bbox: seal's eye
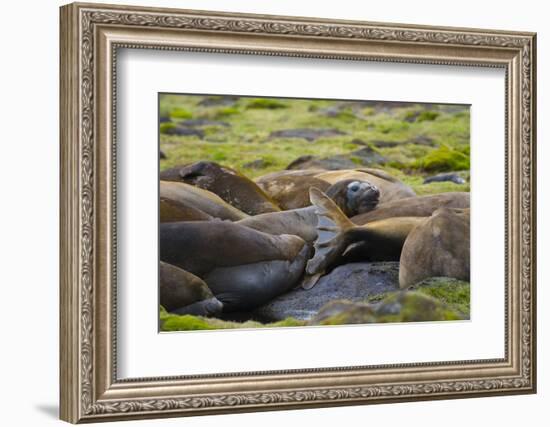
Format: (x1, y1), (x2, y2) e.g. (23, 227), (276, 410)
(349, 183), (360, 192)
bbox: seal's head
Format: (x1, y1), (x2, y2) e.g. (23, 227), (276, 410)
(325, 179), (380, 217)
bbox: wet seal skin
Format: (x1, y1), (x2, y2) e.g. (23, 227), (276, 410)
(160, 221), (310, 312)
(161, 161), (280, 215)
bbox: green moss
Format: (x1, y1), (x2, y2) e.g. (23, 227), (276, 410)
(417, 110), (440, 122)
(162, 315), (217, 331)
(211, 152), (227, 162)
(415, 277), (470, 317)
(246, 98), (287, 109)
(413, 145), (470, 173)
(159, 313), (306, 331)
(159, 122), (176, 134)
(215, 106), (240, 117)
(170, 107), (193, 119)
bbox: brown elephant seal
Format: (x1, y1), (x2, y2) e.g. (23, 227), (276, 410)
(256, 174), (331, 210)
(160, 221), (310, 312)
(303, 187), (424, 289)
(237, 179), (380, 243)
(160, 197), (214, 223)
(352, 192), (470, 224)
(314, 168), (416, 204)
(399, 208), (470, 288)
(160, 181), (248, 221)
(160, 161), (280, 215)
(160, 261), (223, 316)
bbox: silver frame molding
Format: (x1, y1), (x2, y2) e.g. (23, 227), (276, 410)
(60, 2), (537, 423)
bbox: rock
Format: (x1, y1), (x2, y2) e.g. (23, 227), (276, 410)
(160, 150), (167, 159)
(198, 95), (239, 107)
(253, 262), (400, 322)
(159, 116), (171, 123)
(308, 300), (377, 325)
(349, 138), (368, 146)
(423, 172), (467, 185)
(286, 146), (386, 170)
(369, 136), (434, 149)
(243, 159), (272, 169)
(308, 291), (464, 326)
(162, 126), (204, 138)
(268, 128), (346, 142)
(178, 119), (230, 127)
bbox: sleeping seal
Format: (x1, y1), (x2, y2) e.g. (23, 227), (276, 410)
(160, 181), (248, 221)
(314, 168), (416, 203)
(160, 221), (310, 312)
(160, 197), (214, 223)
(160, 261), (223, 316)
(237, 179), (380, 243)
(160, 161), (280, 215)
(303, 187), (424, 288)
(399, 208), (470, 288)
(255, 168), (415, 207)
(352, 192), (470, 224)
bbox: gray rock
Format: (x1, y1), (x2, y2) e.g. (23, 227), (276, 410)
(198, 95), (239, 107)
(253, 262), (400, 322)
(243, 159), (272, 169)
(178, 119), (230, 127)
(162, 126), (205, 138)
(286, 146), (386, 170)
(268, 128), (346, 142)
(423, 172), (467, 185)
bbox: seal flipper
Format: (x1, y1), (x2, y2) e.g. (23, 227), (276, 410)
(305, 188), (356, 283)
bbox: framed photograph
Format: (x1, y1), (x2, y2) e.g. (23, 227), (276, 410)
(59, 2), (537, 423)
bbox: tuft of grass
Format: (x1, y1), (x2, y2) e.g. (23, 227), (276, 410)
(417, 110), (440, 122)
(246, 98), (287, 109)
(211, 152), (227, 162)
(170, 107), (193, 119)
(159, 122), (177, 134)
(412, 145), (470, 173)
(215, 106), (240, 117)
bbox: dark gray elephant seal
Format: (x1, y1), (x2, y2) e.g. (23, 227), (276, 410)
(399, 208), (470, 288)
(352, 192), (470, 224)
(238, 179), (380, 243)
(303, 188), (424, 288)
(160, 181), (248, 221)
(314, 168), (416, 204)
(160, 161), (280, 215)
(160, 221), (310, 312)
(160, 261), (223, 316)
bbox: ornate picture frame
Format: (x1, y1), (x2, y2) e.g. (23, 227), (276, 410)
(59, 2), (536, 423)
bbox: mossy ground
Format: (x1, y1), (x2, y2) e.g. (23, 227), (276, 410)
(159, 94), (471, 331)
(159, 94), (470, 194)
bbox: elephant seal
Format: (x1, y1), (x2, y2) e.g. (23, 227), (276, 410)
(314, 168), (416, 203)
(256, 175), (332, 210)
(160, 161), (280, 215)
(352, 192), (470, 224)
(399, 208), (470, 288)
(160, 261), (223, 316)
(303, 188), (424, 288)
(160, 197), (214, 223)
(160, 221), (310, 312)
(160, 181), (248, 221)
(237, 179), (380, 243)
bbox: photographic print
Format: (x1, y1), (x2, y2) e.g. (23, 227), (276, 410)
(158, 94), (471, 331)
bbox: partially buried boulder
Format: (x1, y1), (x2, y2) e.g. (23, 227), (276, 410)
(308, 291), (464, 325)
(268, 128), (346, 142)
(253, 262), (400, 322)
(286, 146), (386, 170)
